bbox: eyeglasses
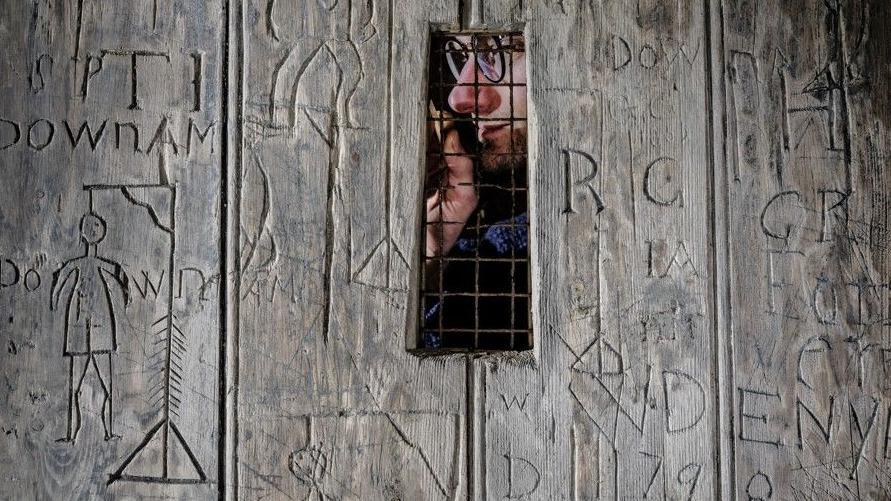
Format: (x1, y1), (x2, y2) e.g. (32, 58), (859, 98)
(444, 35), (518, 84)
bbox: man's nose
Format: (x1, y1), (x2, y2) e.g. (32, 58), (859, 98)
(447, 60), (500, 115)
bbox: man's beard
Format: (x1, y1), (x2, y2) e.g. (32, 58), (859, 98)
(475, 126), (528, 220)
(480, 127), (527, 172)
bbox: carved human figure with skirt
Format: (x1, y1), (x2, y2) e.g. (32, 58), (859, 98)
(50, 212), (131, 442)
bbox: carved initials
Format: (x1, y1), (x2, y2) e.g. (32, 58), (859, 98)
(562, 149), (605, 215)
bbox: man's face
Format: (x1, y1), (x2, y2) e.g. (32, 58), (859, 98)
(446, 35), (527, 172)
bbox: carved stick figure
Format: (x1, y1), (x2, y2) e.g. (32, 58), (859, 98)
(50, 212), (130, 442)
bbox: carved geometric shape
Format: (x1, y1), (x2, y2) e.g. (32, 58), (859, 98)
(288, 412), (460, 500)
(352, 236), (409, 290)
(108, 419), (206, 484)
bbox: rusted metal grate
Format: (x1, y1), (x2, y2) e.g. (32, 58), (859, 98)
(420, 31), (531, 351)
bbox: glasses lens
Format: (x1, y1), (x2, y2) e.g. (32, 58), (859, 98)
(445, 39), (469, 80)
(476, 36), (505, 83)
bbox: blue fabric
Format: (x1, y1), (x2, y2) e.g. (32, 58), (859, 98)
(455, 212), (528, 254)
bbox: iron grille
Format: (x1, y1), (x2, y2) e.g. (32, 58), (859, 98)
(420, 31), (531, 351)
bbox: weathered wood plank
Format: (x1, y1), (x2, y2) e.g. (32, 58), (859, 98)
(0, 0), (225, 499)
(237, 0), (466, 499)
(719, 0), (891, 498)
(478, 1), (717, 499)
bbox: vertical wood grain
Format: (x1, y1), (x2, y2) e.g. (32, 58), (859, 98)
(237, 0), (467, 499)
(718, 0), (891, 498)
(0, 1), (225, 499)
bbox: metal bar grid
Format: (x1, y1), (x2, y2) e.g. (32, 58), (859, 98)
(419, 31), (531, 351)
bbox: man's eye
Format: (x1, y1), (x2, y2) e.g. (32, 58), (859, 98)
(480, 50), (504, 82)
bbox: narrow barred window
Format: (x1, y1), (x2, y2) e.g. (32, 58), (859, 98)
(420, 31), (531, 351)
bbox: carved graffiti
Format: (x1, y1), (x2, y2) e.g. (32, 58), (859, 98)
(289, 445), (328, 495)
(608, 35), (701, 72)
(745, 470), (773, 501)
(50, 212), (131, 442)
(737, 387), (784, 447)
(51, 184), (210, 485)
(279, 412), (460, 499)
(646, 240), (698, 278)
(643, 156), (684, 207)
(0, 116), (215, 158)
(562, 148), (605, 215)
(503, 444), (541, 499)
(268, 41), (362, 132)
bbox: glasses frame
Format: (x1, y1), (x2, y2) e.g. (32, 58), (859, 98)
(444, 35), (509, 84)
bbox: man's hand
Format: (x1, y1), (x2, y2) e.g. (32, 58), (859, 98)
(425, 127), (477, 258)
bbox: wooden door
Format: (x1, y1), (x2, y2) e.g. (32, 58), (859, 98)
(0, 1), (888, 499)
